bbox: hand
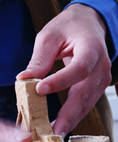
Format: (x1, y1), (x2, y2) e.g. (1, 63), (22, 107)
(0, 120), (32, 142)
(16, 4), (111, 138)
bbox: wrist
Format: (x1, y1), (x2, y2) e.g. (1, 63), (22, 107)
(66, 3), (106, 37)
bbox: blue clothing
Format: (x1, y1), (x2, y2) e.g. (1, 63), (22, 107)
(64, 0), (118, 62)
(0, 0), (36, 86)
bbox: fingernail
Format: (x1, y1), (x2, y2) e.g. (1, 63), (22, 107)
(61, 132), (66, 139)
(16, 71), (25, 80)
(36, 84), (50, 95)
(16, 132), (32, 141)
(51, 120), (56, 128)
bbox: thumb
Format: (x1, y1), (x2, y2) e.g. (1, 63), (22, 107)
(16, 30), (61, 80)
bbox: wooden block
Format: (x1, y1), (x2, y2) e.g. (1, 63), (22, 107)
(38, 135), (64, 142)
(68, 135), (109, 142)
(15, 79), (54, 141)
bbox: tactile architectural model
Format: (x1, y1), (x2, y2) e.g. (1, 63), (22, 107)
(15, 79), (109, 142)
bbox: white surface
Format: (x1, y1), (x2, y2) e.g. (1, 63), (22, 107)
(113, 121), (118, 142)
(105, 86), (118, 121)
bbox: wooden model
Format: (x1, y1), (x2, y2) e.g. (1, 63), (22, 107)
(15, 79), (109, 142)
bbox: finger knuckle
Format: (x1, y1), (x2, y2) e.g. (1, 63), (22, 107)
(28, 59), (44, 69)
(78, 61), (92, 80)
(57, 113), (73, 132)
(106, 72), (112, 85)
(102, 56), (111, 75)
(80, 93), (89, 108)
(81, 106), (89, 117)
(66, 117), (74, 128)
(36, 30), (51, 44)
(106, 58), (111, 71)
(27, 58), (48, 77)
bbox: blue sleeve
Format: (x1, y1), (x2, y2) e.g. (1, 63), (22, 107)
(64, 0), (118, 62)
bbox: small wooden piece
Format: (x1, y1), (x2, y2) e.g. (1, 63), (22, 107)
(68, 135), (109, 142)
(38, 135), (64, 142)
(15, 79), (54, 141)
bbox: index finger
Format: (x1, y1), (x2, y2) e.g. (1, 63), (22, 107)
(36, 40), (101, 94)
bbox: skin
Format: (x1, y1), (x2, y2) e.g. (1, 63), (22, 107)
(0, 3), (112, 141)
(0, 120), (32, 142)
